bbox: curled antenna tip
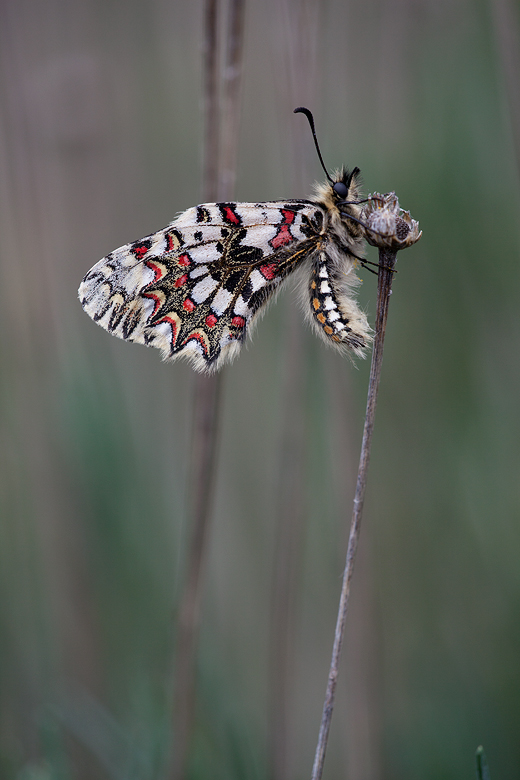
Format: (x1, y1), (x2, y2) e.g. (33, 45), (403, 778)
(293, 107), (333, 184)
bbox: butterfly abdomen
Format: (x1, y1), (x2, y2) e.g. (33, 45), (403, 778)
(306, 240), (371, 357)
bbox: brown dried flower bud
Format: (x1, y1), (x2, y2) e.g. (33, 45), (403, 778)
(361, 192), (421, 250)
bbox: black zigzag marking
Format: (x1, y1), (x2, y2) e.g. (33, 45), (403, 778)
(93, 301), (111, 322)
(122, 309), (142, 339)
(109, 304), (127, 331)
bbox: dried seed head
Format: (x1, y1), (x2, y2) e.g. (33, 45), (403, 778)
(361, 192), (421, 250)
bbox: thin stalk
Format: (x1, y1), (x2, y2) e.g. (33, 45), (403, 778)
(268, 4), (319, 778)
(490, 0), (520, 179)
(311, 247), (398, 780)
(171, 2), (246, 778)
(172, 372), (222, 780)
(170, 3), (220, 779)
(219, 0), (245, 200)
(202, 0), (220, 203)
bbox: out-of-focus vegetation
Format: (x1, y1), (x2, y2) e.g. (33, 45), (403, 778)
(1, 1), (519, 779)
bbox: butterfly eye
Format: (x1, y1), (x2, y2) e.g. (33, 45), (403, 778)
(333, 182), (349, 199)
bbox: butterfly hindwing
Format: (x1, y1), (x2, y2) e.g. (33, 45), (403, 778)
(79, 200), (324, 372)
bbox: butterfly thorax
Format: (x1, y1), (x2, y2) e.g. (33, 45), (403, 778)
(304, 169), (371, 357)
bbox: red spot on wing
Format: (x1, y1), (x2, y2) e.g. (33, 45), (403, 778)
(231, 316), (246, 329)
(270, 208), (297, 250)
(132, 241), (152, 259)
(223, 206), (240, 225)
(174, 274), (188, 288)
(177, 253), (191, 267)
(206, 314), (218, 328)
(145, 259), (164, 282)
(166, 231), (183, 252)
(183, 298), (196, 312)
(259, 262), (278, 280)
(270, 226), (293, 248)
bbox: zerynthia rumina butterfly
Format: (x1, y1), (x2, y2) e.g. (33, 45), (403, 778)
(79, 108), (375, 373)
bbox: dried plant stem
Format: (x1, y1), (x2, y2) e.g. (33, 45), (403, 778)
(172, 374), (222, 780)
(202, 0), (220, 202)
(311, 247), (398, 780)
(171, 2), (246, 778)
(268, 6), (319, 779)
(170, 4), (221, 780)
(490, 0), (520, 178)
(219, 0), (245, 200)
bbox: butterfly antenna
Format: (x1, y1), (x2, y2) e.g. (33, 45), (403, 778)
(294, 107), (333, 184)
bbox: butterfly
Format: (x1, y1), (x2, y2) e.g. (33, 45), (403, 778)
(78, 108), (372, 373)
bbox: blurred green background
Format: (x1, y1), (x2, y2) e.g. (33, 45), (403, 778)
(1, 0), (519, 779)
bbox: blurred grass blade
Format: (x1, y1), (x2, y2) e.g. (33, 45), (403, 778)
(475, 746), (491, 780)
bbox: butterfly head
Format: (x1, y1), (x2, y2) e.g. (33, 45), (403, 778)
(314, 167), (362, 213)
(332, 167), (361, 200)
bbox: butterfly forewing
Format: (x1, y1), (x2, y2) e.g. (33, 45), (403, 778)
(79, 167), (373, 372)
(79, 200), (325, 372)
